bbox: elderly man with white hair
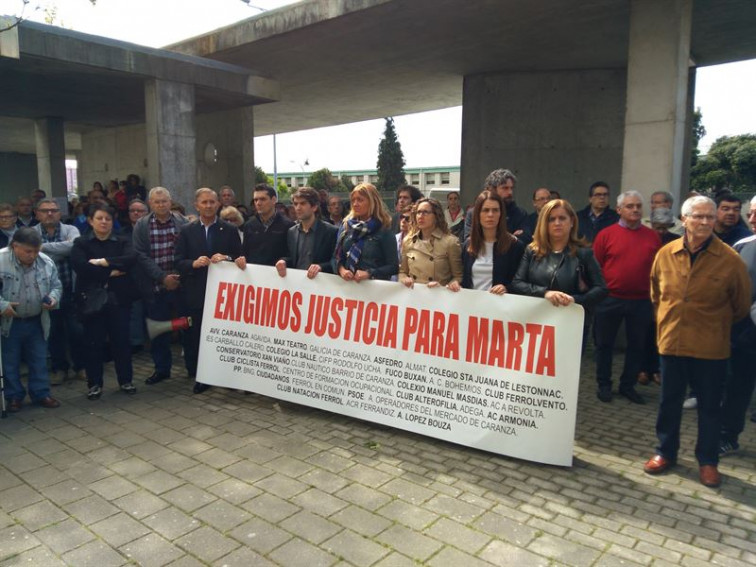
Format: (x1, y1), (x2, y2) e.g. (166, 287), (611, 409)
(645, 195), (751, 487)
(592, 190), (661, 404)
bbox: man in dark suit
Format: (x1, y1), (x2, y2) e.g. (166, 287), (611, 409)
(174, 188), (242, 394)
(273, 187), (338, 279)
(241, 184), (293, 267)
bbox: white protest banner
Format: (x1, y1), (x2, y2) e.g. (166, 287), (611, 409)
(198, 263), (584, 466)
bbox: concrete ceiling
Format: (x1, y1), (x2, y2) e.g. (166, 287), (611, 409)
(169, 0), (756, 137)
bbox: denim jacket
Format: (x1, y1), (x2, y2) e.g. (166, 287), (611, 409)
(0, 247), (62, 338)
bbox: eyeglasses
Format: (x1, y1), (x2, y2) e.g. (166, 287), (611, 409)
(129, 209), (147, 214)
(400, 215), (410, 221)
(38, 209), (59, 214)
(415, 210), (433, 216)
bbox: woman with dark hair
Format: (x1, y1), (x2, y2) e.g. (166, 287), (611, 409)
(334, 183), (398, 281)
(511, 199), (606, 308)
(71, 203), (137, 400)
(400, 198), (462, 290)
(462, 191), (525, 294)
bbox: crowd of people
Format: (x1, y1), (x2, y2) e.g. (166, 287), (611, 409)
(1, 167), (754, 488)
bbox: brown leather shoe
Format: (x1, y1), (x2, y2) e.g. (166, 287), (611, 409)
(699, 465), (721, 488)
(7, 399), (22, 413)
(37, 396), (61, 409)
(643, 455), (674, 475)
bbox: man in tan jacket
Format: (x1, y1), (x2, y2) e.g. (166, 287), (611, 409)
(644, 195), (751, 488)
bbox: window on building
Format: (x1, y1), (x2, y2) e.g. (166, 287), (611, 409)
(425, 173), (436, 186)
(441, 172), (450, 185)
(411, 174), (419, 185)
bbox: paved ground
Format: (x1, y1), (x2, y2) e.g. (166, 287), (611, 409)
(0, 346), (754, 566)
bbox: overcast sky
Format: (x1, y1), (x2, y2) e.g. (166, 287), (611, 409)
(4, 0), (755, 173)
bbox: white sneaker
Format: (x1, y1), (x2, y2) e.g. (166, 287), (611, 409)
(683, 397), (698, 409)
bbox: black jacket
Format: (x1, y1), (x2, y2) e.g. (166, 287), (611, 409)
(464, 201), (532, 244)
(71, 232), (137, 305)
(510, 246), (607, 308)
(461, 237), (525, 290)
(283, 220), (338, 273)
(174, 218), (242, 311)
(576, 206), (619, 243)
(242, 212), (294, 266)
(333, 225), (398, 280)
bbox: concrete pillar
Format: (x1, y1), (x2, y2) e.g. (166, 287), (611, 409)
(226, 106), (255, 206)
(460, 69), (626, 208)
(621, 0), (692, 208)
(145, 79), (197, 209)
(34, 117), (67, 199)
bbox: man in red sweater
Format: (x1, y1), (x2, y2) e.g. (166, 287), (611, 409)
(593, 191), (661, 403)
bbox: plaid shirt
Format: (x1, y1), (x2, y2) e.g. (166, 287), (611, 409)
(149, 215), (178, 292)
(40, 224), (73, 294)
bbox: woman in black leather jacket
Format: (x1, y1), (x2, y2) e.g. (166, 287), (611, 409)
(511, 199), (607, 308)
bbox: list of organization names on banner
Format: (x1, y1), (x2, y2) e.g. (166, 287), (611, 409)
(199, 264), (582, 466)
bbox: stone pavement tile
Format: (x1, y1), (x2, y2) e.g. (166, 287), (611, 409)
(44, 448), (89, 470)
(373, 551), (417, 566)
(0, 543), (66, 566)
(119, 533), (185, 567)
(204, 432), (251, 452)
(3, 451), (47, 474)
(297, 467), (350, 494)
(142, 428), (187, 446)
(423, 493), (487, 523)
(135, 469), (186, 495)
(182, 424), (224, 443)
(129, 440), (174, 461)
(335, 483), (393, 511)
(233, 442), (282, 464)
(63, 460), (113, 485)
(60, 539), (128, 566)
(478, 539), (550, 567)
(290, 487), (349, 516)
(91, 511), (151, 547)
(193, 500), (251, 532)
(380, 477), (435, 505)
(193, 447), (242, 469)
(378, 499), (439, 530)
(207, 477), (261, 505)
(665, 538), (714, 560)
(268, 537), (339, 567)
(280, 509), (343, 544)
(27, 437), (69, 457)
(221, 460), (273, 484)
(635, 540), (683, 563)
(527, 533), (602, 566)
(331, 504), (393, 537)
(150, 451), (197, 474)
(217, 546), (277, 567)
(254, 472), (309, 499)
(228, 516), (292, 554)
(424, 517), (492, 554)
(86, 445), (132, 466)
(0, 525), (41, 561)
(12, 499), (68, 531)
(604, 544), (654, 565)
(88, 475), (139, 501)
(341, 463), (394, 488)
(527, 516), (569, 538)
(109, 455), (157, 477)
(174, 525), (240, 563)
(473, 510), (538, 547)
(0, 465), (23, 491)
(33, 517), (95, 554)
(48, 424), (88, 442)
(265, 454), (315, 477)
(376, 523), (444, 562)
(65, 435), (108, 454)
(323, 529), (391, 567)
(178, 463), (229, 488)
(143, 507), (201, 541)
(162, 484), (217, 513)
(306, 450), (356, 473)
(62, 493), (119, 525)
(113, 489), (170, 519)
(426, 546), (496, 567)
(0, 483), (45, 512)
(0, 510), (13, 529)
(103, 430), (147, 449)
(241, 492), (300, 523)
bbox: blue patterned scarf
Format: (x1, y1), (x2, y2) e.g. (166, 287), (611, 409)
(337, 217), (381, 272)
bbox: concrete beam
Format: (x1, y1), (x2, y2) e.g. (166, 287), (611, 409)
(34, 117), (67, 199)
(621, 0), (692, 206)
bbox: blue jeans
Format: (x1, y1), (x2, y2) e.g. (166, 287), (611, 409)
(656, 356), (725, 466)
(2, 316), (50, 402)
(84, 303), (133, 387)
(48, 294), (85, 372)
(721, 338), (756, 444)
(146, 290), (188, 376)
(594, 297), (652, 390)
(129, 299), (146, 347)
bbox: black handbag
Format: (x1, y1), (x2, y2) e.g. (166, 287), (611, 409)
(76, 287), (109, 318)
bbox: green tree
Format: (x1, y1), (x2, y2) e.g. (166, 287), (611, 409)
(690, 108), (706, 167)
(340, 174), (355, 192)
(307, 168), (340, 191)
(376, 117), (406, 192)
(254, 166), (268, 185)
(690, 134), (756, 193)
